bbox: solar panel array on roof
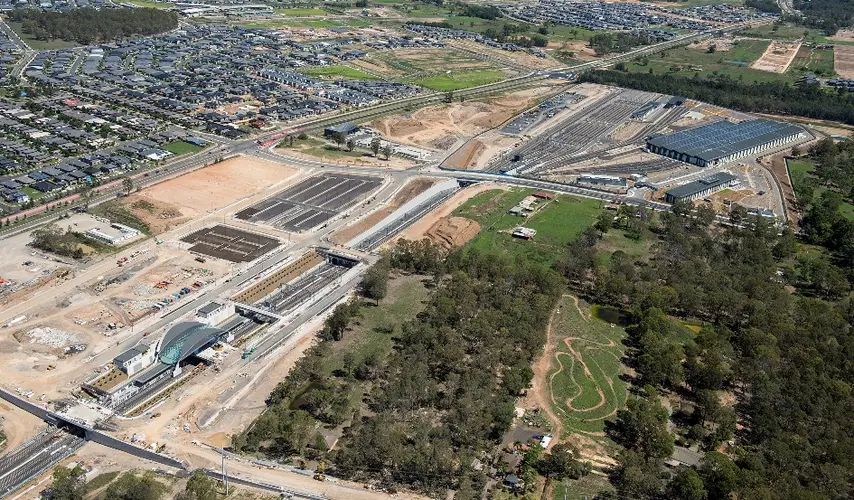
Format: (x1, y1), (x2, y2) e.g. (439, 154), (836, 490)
(647, 119), (803, 163)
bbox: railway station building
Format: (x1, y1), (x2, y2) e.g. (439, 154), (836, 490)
(158, 322), (224, 368)
(646, 119), (805, 167)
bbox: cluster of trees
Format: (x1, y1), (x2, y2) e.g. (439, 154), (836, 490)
(799, 137), (854, 204)
(8, 8), (178, 45)
(460, 3), (501, 19)
(561, 202), (854, 498)
(46, 467), (175, 500)
(745, 0), (781, 13)
(511, 34), (548, 48)
(794, 0), (854, 34)
(235, 241), (572, 494)
(588, 33), (654, 56)
(46, 468), (219, 499)
(481, 22), (528, 44)
(30, 223), (84, 259)
(333, 248), (565, 493)
(580, 70), (854, 125)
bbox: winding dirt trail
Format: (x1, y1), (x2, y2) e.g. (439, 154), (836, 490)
(527, 295), (570, 446)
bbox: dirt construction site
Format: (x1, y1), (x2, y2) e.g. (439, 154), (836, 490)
(751, 40), (801, 73)
(835, 44), (854, 78)
(0, 156), (310, 403)
(393, 182), (507, 249)
(370, 85), (564, 152)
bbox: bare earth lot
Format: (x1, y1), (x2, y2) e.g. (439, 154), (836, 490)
(835, 44), (854, 78)
(137, 156), (298, 218)
(751, 40), (801, 73)
(372, 86), (557, 150)
(395, 182), (508, 246)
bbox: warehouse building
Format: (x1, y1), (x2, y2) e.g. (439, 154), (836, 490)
(646, 119), (805, 167)
(664, 172), (739, 203)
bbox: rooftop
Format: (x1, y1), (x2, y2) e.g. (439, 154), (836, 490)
(647, 119), (803, 161)
(665, 172), (737, 199)
(159, 322), (223, 365)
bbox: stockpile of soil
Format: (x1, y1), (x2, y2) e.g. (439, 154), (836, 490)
(423, 216), (481, 249)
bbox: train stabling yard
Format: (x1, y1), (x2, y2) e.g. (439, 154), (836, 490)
(491, 88), (669, 176)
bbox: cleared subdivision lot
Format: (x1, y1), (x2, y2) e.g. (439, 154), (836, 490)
(234, 173), (382, 232)
(181, 225), (280, 262)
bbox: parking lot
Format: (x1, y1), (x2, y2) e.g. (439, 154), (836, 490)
(180, 225), (280, 263)
(234, 173), (382, 232)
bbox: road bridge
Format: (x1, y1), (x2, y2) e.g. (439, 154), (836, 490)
(0, 388), (187, 470)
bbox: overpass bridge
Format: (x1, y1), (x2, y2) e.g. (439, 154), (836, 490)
(0, 388), (186, 498)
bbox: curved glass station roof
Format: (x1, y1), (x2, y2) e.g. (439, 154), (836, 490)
(159, 322), (223, 365)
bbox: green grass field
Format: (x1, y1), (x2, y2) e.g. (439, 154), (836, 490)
(20, 186), (48, 201)
(548, 295), (628, 446)
(7, 21), (78, 50)
(790, 47), (835, 76)
(454, 189), (602, 267)
(394, 3), (451, 17)
(300, 65), (378, 80)
(624, 39), (791, 84)
(741, 23), (814, 40)
(238, 17), (367, 28)
(412, 69), (504, 91)
(124, 0), (175, 8)
(552, 473), (615, 500)
(787, 158), (854, 219)
(305, 145), (368, 159)
(275, 7), (327, 16)
(163, 140), (202, 155)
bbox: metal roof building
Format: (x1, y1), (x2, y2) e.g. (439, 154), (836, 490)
(665, 172), (739, 203)
(158, 322), (224, 366)
(647, 119), (805, 167)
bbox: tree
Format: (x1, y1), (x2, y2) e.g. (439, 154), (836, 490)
(608, 386), (674, 462)
(698, 452), (738, 500)
(346, 138), (355, 152)
(612, 449), (666, 499)
(536, 442), (590, 480)
(103, 472), (166, 500)
(361, 258), (390, 304)
(370, 137), (381, 157)
(122, 176), (134, 196)
(46, 466), (86, 500)
(332, 131), (347, 149)
(595, 211), (614, 233)
(666, 467), (707, 500)
(322, 300), (358, 341)
(382, 144), (392, 160)
(182, 471), (216, 500)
